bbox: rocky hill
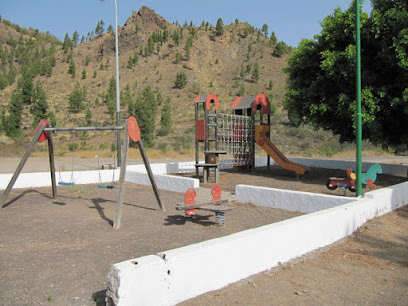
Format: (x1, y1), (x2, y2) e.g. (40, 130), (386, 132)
(0, 6), (360, 158)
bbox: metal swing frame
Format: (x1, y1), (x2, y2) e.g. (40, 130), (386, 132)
(1, 119), (165, 230)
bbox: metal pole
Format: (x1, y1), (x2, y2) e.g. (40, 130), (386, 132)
(44, 126), (124, 132)
(355, 0), (362, 196)
(114, 0), (121, 167)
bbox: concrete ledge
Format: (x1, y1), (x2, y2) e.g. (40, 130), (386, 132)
(236, 184), (357, 213)
(0, 169), (120, 190)
(0, 165), (198, 194)
(106, 255), (167, 306)
(125, 170), (199, 193)
(106, 182), (408, 305)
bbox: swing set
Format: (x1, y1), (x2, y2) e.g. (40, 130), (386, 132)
(53, 128), (118, 188)
(0, 116), (165, 229)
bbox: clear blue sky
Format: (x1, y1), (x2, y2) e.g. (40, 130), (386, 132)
(1, 0), (372, 47)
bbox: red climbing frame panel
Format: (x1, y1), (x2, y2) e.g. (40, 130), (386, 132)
(195, 119), (206, 141)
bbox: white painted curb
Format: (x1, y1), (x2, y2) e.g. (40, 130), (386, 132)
(0, 164), (198, 194)
(125, 170), (199, 193)
(236, 185), (357, 213)
(106, 181), (408, 306)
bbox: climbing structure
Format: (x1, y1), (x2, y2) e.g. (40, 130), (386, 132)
(193, 93), (309, 177)
(232, 94), (310, 176)
(194, 94), (226, 183)
(217, 113), (253, 170)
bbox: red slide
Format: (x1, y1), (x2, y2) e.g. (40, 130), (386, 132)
(255, 124), (309, 175)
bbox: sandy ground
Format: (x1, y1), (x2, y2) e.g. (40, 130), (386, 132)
(0, 156), (407, 305)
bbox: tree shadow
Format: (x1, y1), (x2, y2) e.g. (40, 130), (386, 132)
(90, 198), (113, 226)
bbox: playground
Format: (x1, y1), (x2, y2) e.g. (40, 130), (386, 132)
(0, 158), (407, 304)
(0, 96), (407, 305)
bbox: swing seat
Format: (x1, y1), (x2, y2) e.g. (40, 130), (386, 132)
(58, 182), (75, 186)
(98, 184), (116, 189)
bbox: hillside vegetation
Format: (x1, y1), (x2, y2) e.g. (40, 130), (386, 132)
(0, 7), (389, 158)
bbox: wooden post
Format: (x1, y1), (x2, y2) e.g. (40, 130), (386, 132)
(251, 110), (256, 173)
(138, 140), (165, 212)
(267, 113), (271, 171)
(195, 102), (199, 179)
(1, 121), (46, 208)
(47, 124), (57, 199)
(113, 121), (129, 229)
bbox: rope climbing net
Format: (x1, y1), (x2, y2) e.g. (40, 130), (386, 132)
(216, 113), (253, 167)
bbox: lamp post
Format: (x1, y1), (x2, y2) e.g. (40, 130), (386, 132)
(100, 0), (121, 166)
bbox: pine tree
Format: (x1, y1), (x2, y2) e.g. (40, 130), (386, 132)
(72, 30), (79, 46)
(48, 110), (56, 127)
(175, 71), (188, 88)
(95, 20), (105, 37)
(105, 77), (116, 117)
(270, 32), (277, 45)
(238, 83), (245, 96)
(159, 96), (172, 136)
(82, 69), (86, 79)
(68, 81), (86, 113)
(62, 33), (73, 53)
(172, 30), (180, 46)
(85, 107), (92, 126)
(4, 88), (23, 137)
(68, 59), (76, 77)
(175, 51), (181, 63)
(215, 18), (224, 35)
(19, 68), (33, 104)
(252, 63), (260, 83)
(157, 92), (163, 106)
(262, 24), (269, 36)
(30, 81), (48, 126)
(121, 83), (132, 108)
(132, 86), (157, 147)
(240, 63), (245, 79)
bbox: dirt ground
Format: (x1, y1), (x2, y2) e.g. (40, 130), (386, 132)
(0, 164), (407, 305)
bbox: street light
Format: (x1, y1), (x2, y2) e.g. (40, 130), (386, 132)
(100, 0), (121, 167)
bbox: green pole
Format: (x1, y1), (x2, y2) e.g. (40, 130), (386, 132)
(355, 0), (362, 196)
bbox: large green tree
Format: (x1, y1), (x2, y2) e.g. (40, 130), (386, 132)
(284, 0), (408, 149)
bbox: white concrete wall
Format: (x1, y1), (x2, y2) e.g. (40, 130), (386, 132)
(236, 185), (357, 213)
(0, 169), (119, 189)
(125, 170), (199, 193)
(106, 181), (408, 306)
(0, 165), (198, 194)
